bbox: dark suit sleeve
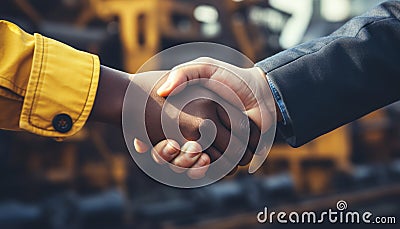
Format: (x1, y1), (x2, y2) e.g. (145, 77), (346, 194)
(256, 1), (400, 147)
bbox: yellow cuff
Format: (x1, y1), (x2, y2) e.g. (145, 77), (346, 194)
(19, 33), (100, 138)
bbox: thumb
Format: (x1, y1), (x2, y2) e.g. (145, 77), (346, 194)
(157, 63), (217, 97)
(156, 69), (187, 97)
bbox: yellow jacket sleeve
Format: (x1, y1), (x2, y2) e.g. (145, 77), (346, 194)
(0, 20), (99, 138)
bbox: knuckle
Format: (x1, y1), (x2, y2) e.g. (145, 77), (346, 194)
(171, 157), (188, 171)
(198, 154), (210, 166)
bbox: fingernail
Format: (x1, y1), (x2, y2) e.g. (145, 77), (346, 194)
(163, 141), (178, 155)
(133, 138), (148, 153)
(182, 144), (200, 159)
(157, 80), (171, 95)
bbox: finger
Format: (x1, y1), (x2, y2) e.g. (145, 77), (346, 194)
(170, 141), (202, 173)
(245, 101), (272, 134)
(239, 150), (253, 166)
(249, 146), (268, 174)
(187, 153), (210, 179)
(157, 63), (218, 97)
(255, 130), (271, 155)
(134, 138), (150, 153)
(216, 106), (261, 152)
(204, 146), (235, 179)
(247, 126), (275, 174)
(151, 140), (180, 164)
(211, 118), (254, 166)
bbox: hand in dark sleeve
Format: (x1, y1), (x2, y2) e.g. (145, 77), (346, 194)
(256, 1), (400, 147)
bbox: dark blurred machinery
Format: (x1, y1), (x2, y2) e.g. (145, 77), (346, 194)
(0, 0), (399, 228)
(0, 162), (399, 228)
(1, 0), (287, 72)
(0, 189), (125, 229)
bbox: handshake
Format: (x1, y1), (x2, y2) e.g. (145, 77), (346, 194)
(117, 57), (277, 184)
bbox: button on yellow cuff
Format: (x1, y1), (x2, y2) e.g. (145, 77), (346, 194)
(0, 20), (100, 138)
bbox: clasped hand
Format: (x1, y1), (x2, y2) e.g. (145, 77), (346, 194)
(127, 58), (274, 179)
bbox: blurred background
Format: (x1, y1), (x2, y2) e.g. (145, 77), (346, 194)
(0, 0), (399, 228)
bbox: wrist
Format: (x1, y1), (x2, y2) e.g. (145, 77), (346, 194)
(125, 71), (169, 143)
(89, 65), (130, 126)
(254, 67), (283, 122)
